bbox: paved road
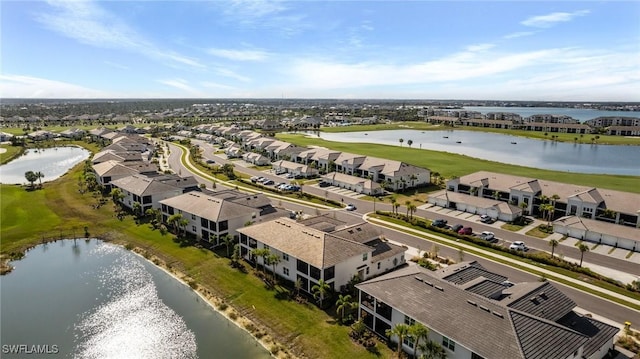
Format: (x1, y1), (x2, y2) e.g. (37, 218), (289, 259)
(168, 139), (640, 326)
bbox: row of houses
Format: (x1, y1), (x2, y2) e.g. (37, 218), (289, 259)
(84, 127), (621, 358)
(421, 113), (640, 136)
(428, 171), (640, 251)
(194, 126), (432, 194)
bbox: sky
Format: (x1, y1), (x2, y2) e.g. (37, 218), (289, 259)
(1, 1), (639, 101)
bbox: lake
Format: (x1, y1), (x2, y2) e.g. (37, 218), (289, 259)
(317, 130), (640, 175)
(461, 106), (640, 123)
(0, 239), (271, 358)
(0, 146), (91, 185)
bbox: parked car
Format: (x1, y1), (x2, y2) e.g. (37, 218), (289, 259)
(285, 173), (295, 179)
(319, 181), (331, 188)
(250, 176), (260, 182)
(431, 219), (448, 228)
(479, 231), (495, 241)
(458, 227), (473, 235)
(205, 159), (215, 164)
(345, 203), (357, 211)
(451, 224), (464, 233)
(263, 179), (274, 185)
(479, 214), (494, 223)
(509, 241), (528, 251)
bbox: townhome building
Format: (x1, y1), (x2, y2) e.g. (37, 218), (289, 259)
(110, 174), (199, 213)
(357, 261), (618, 359)
(585, 116), (640, 128)
(92, 160), (158, 190)
(237, 217), (406, 295)
(159, 191), (265, 245)
(438, 171), (640, 251)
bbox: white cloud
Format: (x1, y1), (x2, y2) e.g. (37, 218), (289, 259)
(214, 68), (251, 82)
(503, 31), (536, 39)
(157, 79), (199, 94)
(207, 48), (269, 61)
(521, 10), (590, 28)
(0, 74), (110, 98)
(36, 0), (204, 69)
(201, 81), (237, 90)
(465, 43), (495, 52)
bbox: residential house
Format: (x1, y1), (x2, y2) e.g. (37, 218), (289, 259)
(110, 174), (199, 213)
(237, 217), (406, 294)
(59, 128), (86, 139)
(606, 126), (640, 136)
(0, 132), (15, 142)
(92, 160), (158, 190)
(159, 191), (263, 245)
(272, 160), (318, 178)
(242, 152), (271, 166)
(357, 261), (619, 359)
(322, 172), (383, 196)
(554, 216), (640, 252)
(27, 130), (57, 141)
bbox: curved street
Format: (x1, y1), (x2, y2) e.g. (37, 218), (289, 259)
(164, 139), (640, 327)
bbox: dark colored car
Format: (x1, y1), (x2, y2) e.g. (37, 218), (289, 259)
(431, 219), (448, 228)
(451, 224), (464, 233)
(319, 181), (330, 187)
(458, 227), (473, 235)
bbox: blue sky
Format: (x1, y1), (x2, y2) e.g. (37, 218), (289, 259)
(2, 1), (639, 101)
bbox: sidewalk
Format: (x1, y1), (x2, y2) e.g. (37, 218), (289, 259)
(365, 214), (640, 311)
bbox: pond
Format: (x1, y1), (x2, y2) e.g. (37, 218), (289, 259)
(0, 239), (271, 358)
(317, 130), (640, 175)
(0, 146), (91, 185)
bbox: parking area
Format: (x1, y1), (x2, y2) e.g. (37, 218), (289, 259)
(310, 183), (366, 199)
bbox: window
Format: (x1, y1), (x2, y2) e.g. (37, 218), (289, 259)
(263, 245), (269, 250)
(192, 226), (196, 232)
(362, 253), (368, 261)
(201, 217), (209, 229)
(191, 214), (196, 220)
(323, 266), (335, 280)
(377, 262), (381, 270)
(282, 253), (289, 261)
(442, 336), (456, 351)
(219, 220), (228, 232)
(404, 315), (415, 326)
(283, 267), (289, 276)
(310, 265), (321, 280)
(296, 259), (308, 274)
(366, 267), (370, 275)
(403, 336), (414, 348)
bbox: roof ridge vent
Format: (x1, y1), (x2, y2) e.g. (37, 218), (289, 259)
(467, 300), (477, 306)
(479, 305), (490, 312)
(434, 285), (444, 291)
(492, 311), (504, 318)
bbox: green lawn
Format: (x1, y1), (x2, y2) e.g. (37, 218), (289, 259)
(0, 145), (25, 165)
(1, 154), (391, 359)
(276, 133), (640, 193)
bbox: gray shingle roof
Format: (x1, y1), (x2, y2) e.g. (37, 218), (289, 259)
(437, 261), (508, 284)
(504, 281), (576, 322)
(159, 192), (257, 222)
(510, 311), (588, 359)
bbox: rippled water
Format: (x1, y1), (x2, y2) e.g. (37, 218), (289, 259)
(0, 239), (271, 358)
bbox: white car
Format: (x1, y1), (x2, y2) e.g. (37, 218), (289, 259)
(480, 231), (495, 241)
(509, 241), (528, 251)
(345, 203), (357, 211)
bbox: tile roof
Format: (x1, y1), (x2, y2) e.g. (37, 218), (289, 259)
(159, 192), (258, 222)
(554, 216), (640, 242)
(238, 218), (372, 268)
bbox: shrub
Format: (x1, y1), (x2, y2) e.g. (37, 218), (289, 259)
(217, 302), (228, 311)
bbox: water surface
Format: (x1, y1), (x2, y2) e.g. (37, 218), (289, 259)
(0, 239), (271, 358)
(0, 146), (90, 184)
(317, 130), (640, 175)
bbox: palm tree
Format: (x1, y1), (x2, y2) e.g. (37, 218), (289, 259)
(35, 171), (44, 187)
(519, 201), (528, 216)
(409, 323), (430, 356)
(578, 242), (589, 267)
(394, 201), (401, 215)
(221, 234), (235, 257)
(178, 218), (189, 237)
(405, 200), (412, 218)
(391, 198), (398, 214)
(408, 203), (417, 219)
(399, 138), (404, 147)
(294, 278), (303, 298)
(311, 279), (331, 307)
(25, 171), (38, 189)
(386, 323), (410, 357)
(407, 139), (413, 148)
(132, 202), (142, 217)
(266, 253), (281, 282)
(335, 294), (354, 323)
(418, 340), (447, 359)
(167, 213), (183, 235)
(549, 239), (559, 258)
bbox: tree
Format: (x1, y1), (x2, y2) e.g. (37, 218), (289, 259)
(221, 234), (235, 257)
(549, 239), (559, 258)
(178, 218), (189, 237)
(519, 201), (528, 216)
(146, 208), (162, 228)
(132, 202), (142, 217)
(25, 171), (38, 189)
(311, 279), (331, 307)
(266, 253), (281, 282)
(408, 203), (417, 219)
(294, 278), (303, 298)
(578, 242), (589, 267)
(399, 138), (404, 147)
(386, 323), (410, 357)
(231, 244), (241, 267)
(35, 171), (44, 187)
(394, 201), (401, 215)
(167, 213), (184, 235)
(407, 139), (413, 148)
(335, 294), (355, 323)
(418, 340), (447, 359)
(409, 323), (430, 356)
(391, 197), (398, 214)
(405, 200), (412, 218)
